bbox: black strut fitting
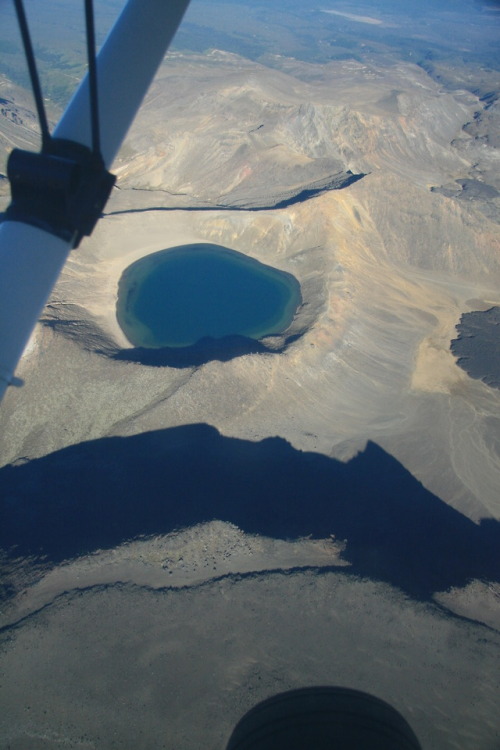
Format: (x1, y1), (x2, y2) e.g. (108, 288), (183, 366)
(8, 0), (115, 248)
(6, 139), (116, 248)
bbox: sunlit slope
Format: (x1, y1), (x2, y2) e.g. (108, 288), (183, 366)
(113, 52), (481, 201)
(1, 53), (499, 522)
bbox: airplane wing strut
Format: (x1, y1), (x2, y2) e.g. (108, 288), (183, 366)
(0, 0), (192, 400)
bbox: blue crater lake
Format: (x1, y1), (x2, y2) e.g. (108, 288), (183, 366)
(116, 243), (302, 349)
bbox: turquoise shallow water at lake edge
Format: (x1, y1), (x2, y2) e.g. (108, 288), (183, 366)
(116, 244), (302, 348)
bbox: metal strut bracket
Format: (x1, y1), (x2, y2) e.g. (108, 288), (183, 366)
(6, 138), (116, 248)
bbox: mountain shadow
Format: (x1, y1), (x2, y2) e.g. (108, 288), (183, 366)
(104, 171), (366, 216)
(111, 335), (280, 367)
(39, 310), (300, 368)
(1, 423), (498, 601)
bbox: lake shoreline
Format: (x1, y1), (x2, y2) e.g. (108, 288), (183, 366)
(116, 243), (302, 349)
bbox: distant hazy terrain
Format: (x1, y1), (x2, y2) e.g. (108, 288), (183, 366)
(1, 2), (499, 749)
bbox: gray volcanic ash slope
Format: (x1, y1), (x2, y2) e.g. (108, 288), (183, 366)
(112, 52), (482, 203)
(1, 52), (499, 522)
(1, 45), (500, 750)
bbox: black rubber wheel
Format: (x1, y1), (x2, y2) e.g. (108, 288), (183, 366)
(225, 686), (422, 750)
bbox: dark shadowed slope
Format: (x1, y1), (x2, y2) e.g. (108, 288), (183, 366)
(1, 424), (498, 601)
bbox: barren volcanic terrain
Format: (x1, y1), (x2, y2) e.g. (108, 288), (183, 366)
(1, 2), (500, 748)
(2, 52), (500, 517)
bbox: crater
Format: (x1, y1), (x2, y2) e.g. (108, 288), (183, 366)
(115, 243), (302, 360)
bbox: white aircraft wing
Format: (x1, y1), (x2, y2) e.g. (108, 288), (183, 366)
(0, 0), (191, 400)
